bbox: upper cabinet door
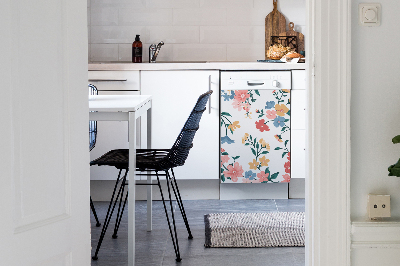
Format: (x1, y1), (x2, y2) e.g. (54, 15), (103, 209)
(0, 0), (90, 265)
(141, 70), (220, 180)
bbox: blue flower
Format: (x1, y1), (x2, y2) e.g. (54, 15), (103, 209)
(245, 170), (256, 180)
(222, 93), (231, 101)
(221, 136), (235, 144)
(273, 116), (285, 127)
(265, 101), (275, 109)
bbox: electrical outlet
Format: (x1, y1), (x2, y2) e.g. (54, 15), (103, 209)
(368, 194), (391, 219)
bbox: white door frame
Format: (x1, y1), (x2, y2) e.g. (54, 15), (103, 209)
(306, 0), (351, 265)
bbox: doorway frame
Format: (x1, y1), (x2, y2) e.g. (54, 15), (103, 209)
(306, 0), (351, 265)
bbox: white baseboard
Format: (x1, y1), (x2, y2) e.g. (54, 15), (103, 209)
(220, 183), (288, 200)
(351, 220), (400, 266)
(90, 179), (305, 201)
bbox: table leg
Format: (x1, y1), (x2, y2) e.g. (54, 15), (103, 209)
(128, 112), (136, 266)
(147, 105), (153, 232)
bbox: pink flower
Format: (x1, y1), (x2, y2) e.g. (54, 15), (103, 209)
(266, 110), (277, 119)
(223, 162), (244, 182)
(221, 155), (229, 167)
(257, 172), (270, 183)
(232, 99), (245, 110)
(287, 152), (290, 161)
(255, 119), (270, 132)
(282, 174), (290, 183)
(221, 148), (225, 152)
(284, 161), (291, 173)
(234, 90), (250, 102)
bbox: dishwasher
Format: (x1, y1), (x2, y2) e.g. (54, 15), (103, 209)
(220, 71), (291, 184)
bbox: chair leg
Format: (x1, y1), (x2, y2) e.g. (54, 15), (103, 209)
(156, 171), (182, 262)
(112, 178), (128, 239)
(90, 196), (101, 227)
(92, 169), (128, 261)
(168, 169), (193, 239)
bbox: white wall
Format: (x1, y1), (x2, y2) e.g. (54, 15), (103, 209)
(351, 1), (400, 264)
(351, 0), (400, 220)
(87, 0), (305, 62)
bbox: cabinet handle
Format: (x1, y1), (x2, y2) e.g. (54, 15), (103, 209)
(208, 75), (212, 114)
(247, 81), (264, 86)
(88, 79), (127, 82)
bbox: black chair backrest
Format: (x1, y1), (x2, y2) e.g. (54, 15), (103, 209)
(89, 84), (98, 151)
(163, 90), (213, 169)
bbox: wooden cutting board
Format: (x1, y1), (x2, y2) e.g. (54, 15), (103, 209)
(279, 22), (304, 52)
(265, 0), (286, 59)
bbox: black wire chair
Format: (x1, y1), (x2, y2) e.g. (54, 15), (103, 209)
(89, 84), (101, 227)
(90, 90), (213, 262)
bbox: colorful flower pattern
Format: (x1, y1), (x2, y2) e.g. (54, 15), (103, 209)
(220, 89), (290, 183)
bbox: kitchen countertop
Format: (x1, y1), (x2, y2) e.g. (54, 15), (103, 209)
(89, 62), (306, 71)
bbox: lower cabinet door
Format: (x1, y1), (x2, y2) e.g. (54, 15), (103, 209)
(220, 89), (291, 184)
(141, 70), (220, 180)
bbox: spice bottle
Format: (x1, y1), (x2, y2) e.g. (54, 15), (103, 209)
(132, 35), (142, 63)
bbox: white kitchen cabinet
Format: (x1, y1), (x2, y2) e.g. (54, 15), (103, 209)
(88, 71), (141, 180)
(141, 70), (219, 180)
(291, 70), (306, 179)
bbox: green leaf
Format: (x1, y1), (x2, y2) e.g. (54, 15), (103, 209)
(393, 135), (400, 144)
(245, 143), (250, 146)
(285, 140), (289, 147)
(274, 147), (282, 150)
(254, 90), (260, 96)
(258, 114), (264, 118)
(285, 119), (289, 122)
(261, 151), (269, 154)
(251, 99), (256, 102)
(221, 175), (225, 182)
(221, 112), (232, 117)
(287, 110), (291, 116)
(282, 152), (288, 158)
(221, 152), (228, 155)
(232, 156), (240, 160)
(265, 167), (270, 174)
(251, 148), (256, 156)
(270, 172), (279, 180)
(256, 143), (259, 149)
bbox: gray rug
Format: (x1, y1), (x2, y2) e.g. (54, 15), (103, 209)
(204, 212), (305, 248)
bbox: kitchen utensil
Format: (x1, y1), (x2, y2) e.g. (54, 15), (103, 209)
(279, 22), (304, 52)
(265, 0), (287, 59)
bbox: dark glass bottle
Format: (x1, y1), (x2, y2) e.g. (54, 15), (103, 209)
(132, 35), (142, 63)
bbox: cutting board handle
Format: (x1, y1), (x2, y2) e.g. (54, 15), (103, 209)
(273, 0), (277, 10)
(289, 22), (294, 31)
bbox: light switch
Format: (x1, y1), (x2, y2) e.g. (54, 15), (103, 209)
(359, 3), (381, 26)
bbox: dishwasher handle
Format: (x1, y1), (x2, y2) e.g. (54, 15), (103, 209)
(247, 81), (265, 86)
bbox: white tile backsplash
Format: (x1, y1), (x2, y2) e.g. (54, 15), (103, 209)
(200, 26), (252, 44)
(227, 8), (268, 26)
(119, 8), (173, 26)
(173, 44), (226, 61)
(173, 8), (226, 26)
(91, 43), (119, 61)
(88, 0), (305, 62)
(147, 26), (199, 44)
(146, 0), (199, 9)
(91, 7), (119, 26)
(227, 43), (264, 61)
(91, 26), (146, 43)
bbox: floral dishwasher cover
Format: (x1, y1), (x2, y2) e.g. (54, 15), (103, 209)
(220, 89), (291, 184)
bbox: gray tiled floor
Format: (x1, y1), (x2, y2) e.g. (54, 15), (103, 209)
(91, 199), (305, 266)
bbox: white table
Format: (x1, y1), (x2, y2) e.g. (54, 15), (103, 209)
(89, 95), (152, 266)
